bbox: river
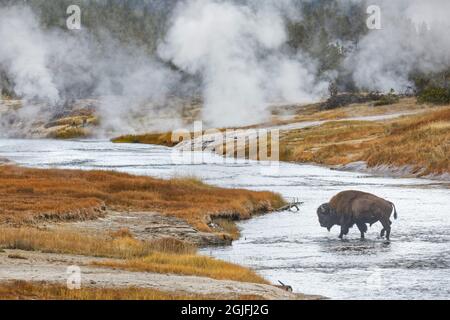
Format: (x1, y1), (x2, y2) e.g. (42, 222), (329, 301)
(0, 139), (449, 300)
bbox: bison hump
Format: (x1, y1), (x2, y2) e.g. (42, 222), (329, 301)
(330, 190), (377, 214)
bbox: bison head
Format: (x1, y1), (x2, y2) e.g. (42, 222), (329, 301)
(317, 203), (337, 231)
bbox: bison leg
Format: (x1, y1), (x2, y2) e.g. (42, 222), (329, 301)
(385, 228), (391, 241)
(357, 223), (368, 240)
(339, 225), (350, 239)
(380, 228), (386, 238)
(380, 218), (391, 241)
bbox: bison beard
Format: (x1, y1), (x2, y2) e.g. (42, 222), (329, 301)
(317, 191), (398, 241)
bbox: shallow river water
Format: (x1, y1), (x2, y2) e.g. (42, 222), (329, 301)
(0, 139), (449, 300)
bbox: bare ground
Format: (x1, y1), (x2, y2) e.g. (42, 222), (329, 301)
(0, 249), (317, 300)
(49, 210), (232, 247)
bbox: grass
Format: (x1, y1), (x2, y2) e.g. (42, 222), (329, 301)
(48, 127), (89, 139)
(45, 115), (98, 140)
(282, 106), (450, 176)
(110, 99), (448, 176)
(418, 86), (450, 105)
(0, 281), (264, 300)
(93, 253), (268, 284)
(281, 121), (385, 164)
(112, 132), (179, 147)
(112, 129), (229, 148)
(212, 218), (241, 240)
(0, 226), (267, 283)
(0, 166), (284, 232)
(0, 227), (194, 258)
(0, 227), (265, 283)
(267, 97), (422, 125)
(45, 116), (98, 128)
(0, 166), (279, 293)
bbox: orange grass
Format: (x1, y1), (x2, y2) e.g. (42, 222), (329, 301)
(283, 107), (450, 175)
(0, 227), (195, 258)
(264, 98), (425, 127)
(112, 132), (179, 147)
(93, 252), (269, 284)
(0, 227), (266, 283)
(109, 99), (448, 176)
(0, 166), (284, 231)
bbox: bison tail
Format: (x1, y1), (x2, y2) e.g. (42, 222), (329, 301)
(391, 202), (398, 220)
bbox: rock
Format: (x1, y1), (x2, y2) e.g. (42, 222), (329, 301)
(0, 98), (98, 139)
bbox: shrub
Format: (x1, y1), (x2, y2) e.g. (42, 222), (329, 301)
(418, 86), (450, 105)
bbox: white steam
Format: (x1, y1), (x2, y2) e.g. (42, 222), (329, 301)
(1, 0), (449, 136)
(159, 0), (327, 127)
(0, 5), (183, 136)
(0, 7), (59, 104)
(347, 0), (450, 92)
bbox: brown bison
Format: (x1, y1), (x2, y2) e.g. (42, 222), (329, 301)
(317, 190), (398, 240)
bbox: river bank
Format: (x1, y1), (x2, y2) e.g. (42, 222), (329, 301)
(0, 161), (310, 300)
(112, 99), (450, 181)
(0, 249), (310, 300)
(0, 137), (449, 299)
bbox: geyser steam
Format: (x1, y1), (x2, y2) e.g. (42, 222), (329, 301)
(0, 6), (59, 104)
(159, 0), (327, 127)
(1, 0), (450, 136)
(346, 0), (450, 92)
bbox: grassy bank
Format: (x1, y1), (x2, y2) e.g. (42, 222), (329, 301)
(0, 227), (194, 259)
(0, 165), (281, 294)
(110, 98), (425, 147)
(112, 132), (179, 147)
(0, 165), (284, 232)
(0, 227), (267, 284)
(110, 99), (450, 177)
(92, 253), (268, 283)
(282, 106), (450, 176)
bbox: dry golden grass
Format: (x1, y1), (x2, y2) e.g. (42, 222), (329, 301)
(0, 166), (284, 232)
(362, 108), (450, 175)
(0, 227), (195, 258)
(0, 281), (262, 300)
(112, 132), (179, 147)
(212, 218), (241, 240)
(110, 100), (416, 148)
(109, 98), (448, 176)
(282, 121), (384, 164)
(283, 106), (450, 175)
(267, 98), (425, 126)
(0, 165), (280, 288)
(46, 115), (98, 128)
(112, 129), (231, 148)
(0, 227), (266, 283)
(108, 227), (135, 239)
(48, 127), (89, 139)
(93, 252), (268, 284)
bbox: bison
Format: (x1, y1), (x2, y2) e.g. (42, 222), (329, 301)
(317, 190), (398, 240)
